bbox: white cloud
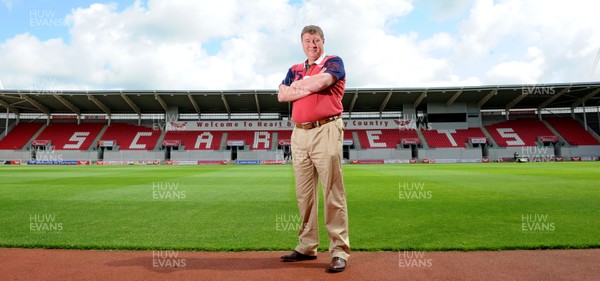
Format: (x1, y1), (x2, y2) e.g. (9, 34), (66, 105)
(456, 0), (600, 84)
(0, 0), (599, 91)
(486, 47), (545, 84)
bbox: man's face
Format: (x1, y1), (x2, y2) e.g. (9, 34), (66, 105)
(302, 32), (324, 63)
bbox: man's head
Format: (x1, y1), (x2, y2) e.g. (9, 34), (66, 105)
(301, 25), (325, 64)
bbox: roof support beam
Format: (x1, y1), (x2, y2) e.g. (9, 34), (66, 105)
(53, 95), (80, 114)
(538, 87), (569, 111)
(154, 93), (168, 112)
(379, 91), (392, 115)
(254, 91), (261, 116)
(20, 94), (49, 115)
(187, 93), (201, 115)
(413, 91), (427, 108)
(121, 93), (140, 115)
(571, 88), (600, 109)
(221, 92), (231, 116)
(87, 94), (111, 115)
(506, 91), (528, 111)
(446, 89), (463, 107)
(348, 90), (358, 115)
(478, 89), (498, 108)
(0, 98), (19, 114)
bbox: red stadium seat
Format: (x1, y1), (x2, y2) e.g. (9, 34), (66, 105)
(163, 131), (223, 150)
(34, 123), (104, 150)
(227, 131), (273, 150)
(485, 119), (555, 147)
(422, 128), (487, 148)
(100, 123), (161, 150)
(0, 123), (44, 150)
(545, 118), (600, 146)
(351, 129), (419, 149)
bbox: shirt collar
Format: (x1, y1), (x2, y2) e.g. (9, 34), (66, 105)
(305, 52), (327, 67)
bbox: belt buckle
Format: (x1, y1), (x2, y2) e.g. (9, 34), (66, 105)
(300, 121), (313, 129)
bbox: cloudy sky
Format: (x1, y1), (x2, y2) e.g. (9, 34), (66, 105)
(0, 0), (599, 91)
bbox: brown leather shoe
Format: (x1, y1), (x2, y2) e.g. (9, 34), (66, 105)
(327, 257), (346, 272)
(280, 251), (317, 262)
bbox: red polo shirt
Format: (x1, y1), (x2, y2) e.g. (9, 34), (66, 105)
(281, 55), (346, 123)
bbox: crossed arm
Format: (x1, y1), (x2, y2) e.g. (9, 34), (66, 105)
(278, 70), (336, 102)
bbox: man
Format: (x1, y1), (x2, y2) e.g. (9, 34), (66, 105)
(278, 25), (350, 273)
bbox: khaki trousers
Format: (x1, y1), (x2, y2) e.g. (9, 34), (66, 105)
(291, 118), (350, 260)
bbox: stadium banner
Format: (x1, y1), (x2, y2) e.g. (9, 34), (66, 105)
(236, 160), (261, 165)
(383, 159), (411, 164)
(570, 157), (581, 161)
(98, 140), (115, 147)
(461, 159), (483, 163)
(469, 137), (487, 144)
(198, 160), (229, 165)
(482, 158), (490, 163)
(162, 140), (181, 147)
(227, 140), (245, 147)
(262, 160), (286, 165)
(77, 160), (90, 165)
(409, 159), (417, 164)
(0, 160), (10, 165)
(167, 119), (403, 131)
(351, 159), (385, 164)
(31, 140), (51, 146)
(401, 138), (420, 145)
(579, 156), (596, 161)
(96, 160), (159, 165)
(278, 139), (291, 146)
(538, 136), (558, 142)
(27, 160), (78, 165)
(422, 159), (437, 163)
(432, 159), (461, 163)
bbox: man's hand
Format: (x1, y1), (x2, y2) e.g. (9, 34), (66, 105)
(278, 68), (336, 103)
(278, 83), (311, 102)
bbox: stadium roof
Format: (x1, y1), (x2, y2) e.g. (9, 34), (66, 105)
(0, 82), (599, 116)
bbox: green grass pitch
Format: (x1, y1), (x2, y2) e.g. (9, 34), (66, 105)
(0, 162), (598, 251)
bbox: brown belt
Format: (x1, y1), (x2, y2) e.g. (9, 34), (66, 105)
(295, 115), (341, 130)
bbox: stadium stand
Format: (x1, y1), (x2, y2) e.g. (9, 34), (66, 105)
(0, 122), (43, 150)
(277, 130), (292, 145)
(485, 119), (556, 147)
(353, 129), (419, 149)
(163, 131), (223, 150)
(422, 128), (487, 148)
(99, 123), (161, 150)
(1, 82), (599, 163)
(545, 117), (600, 146)
(227, 131), (273, 150)
(34, 123), (104, 150)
